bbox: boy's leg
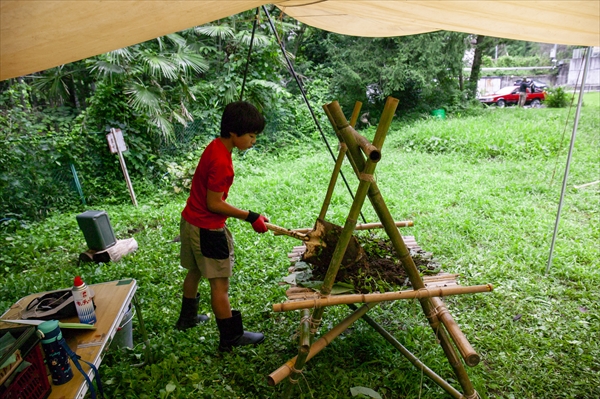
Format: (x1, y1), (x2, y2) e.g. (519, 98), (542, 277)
(176, 217), (210, 330)
(212, 276), (265, 352)
(183, 268), (202, 298)
(209, 277), (232, 319)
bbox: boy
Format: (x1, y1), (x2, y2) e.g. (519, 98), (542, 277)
(176, 101), (269, 352)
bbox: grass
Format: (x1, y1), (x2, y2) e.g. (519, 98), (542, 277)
(1, 92), (599, 398)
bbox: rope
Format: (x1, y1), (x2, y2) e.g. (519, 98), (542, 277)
(59, 338), (104, 399)
(359, 173), (375, 182)
(288, 365), (303, 384)
(262, 6), (367, 223)
(239, 7), (260, 101)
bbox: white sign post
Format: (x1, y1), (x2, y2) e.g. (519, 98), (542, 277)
(107, 128), (138, 206)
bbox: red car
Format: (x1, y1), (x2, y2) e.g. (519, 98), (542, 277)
(479, 86), (546, 108)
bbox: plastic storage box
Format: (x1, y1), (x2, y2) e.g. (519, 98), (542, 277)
(0, 326), (51, 399)
(76, 210), (116, 250)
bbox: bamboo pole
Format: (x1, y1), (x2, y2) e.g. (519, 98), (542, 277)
(272, 284), (493, 312)
(276, 221), (413, 235)
(430, 297), (480, 367)
(347, 304), (464, 399)
(306, 103), (378, 334)
(349, 101), (362, 128)
(318, 143), (347, 220)
(268, 303), (376, 386)
(335, 97), (478, 397)
(352, 129), (381, 162)
(282, 309), (311, 398)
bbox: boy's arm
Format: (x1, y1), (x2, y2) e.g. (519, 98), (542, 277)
(206, 189), (248, 220)
(206, 189), (269, 233)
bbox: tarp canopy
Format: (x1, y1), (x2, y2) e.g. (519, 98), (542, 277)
(1, 1), (599, 81)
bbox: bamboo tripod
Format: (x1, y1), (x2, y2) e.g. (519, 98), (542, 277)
(268, 97), (492, 398)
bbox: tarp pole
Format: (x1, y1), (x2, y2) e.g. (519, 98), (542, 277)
(545, 46), (592, 274)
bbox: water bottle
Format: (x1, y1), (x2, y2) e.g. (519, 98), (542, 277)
(72, 276), (96, 324)
(37, 320), (74, 385)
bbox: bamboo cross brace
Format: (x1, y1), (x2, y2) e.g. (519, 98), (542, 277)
(276, 221), (414, 235)
(272, 284), (493, 312)
(268, 303), (377, 387)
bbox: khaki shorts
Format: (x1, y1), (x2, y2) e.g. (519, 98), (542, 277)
(180, 217), (234, 279)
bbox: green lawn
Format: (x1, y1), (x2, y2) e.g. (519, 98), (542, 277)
(1, 93), (599, 398)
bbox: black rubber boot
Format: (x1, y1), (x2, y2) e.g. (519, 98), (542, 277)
(175, 293), (209, 331)
(216, 310), (265, 352)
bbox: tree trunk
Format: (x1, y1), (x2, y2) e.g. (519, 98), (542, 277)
(468, 35), (486, 98)
(17, 76), (29, 110)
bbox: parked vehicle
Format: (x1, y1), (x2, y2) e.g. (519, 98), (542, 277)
(478, 86), (546, 107)
(513, 79), (548, 91)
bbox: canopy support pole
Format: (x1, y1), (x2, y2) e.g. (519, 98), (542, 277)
(546, 46), (592, 274)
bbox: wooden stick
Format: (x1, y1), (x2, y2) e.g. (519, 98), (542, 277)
(272, 284), (493, 312)
(430, 297), (480, 367)
(574, 180), (600, 189)
(265, 223), (309, 241)
(268, 303), (376, 386)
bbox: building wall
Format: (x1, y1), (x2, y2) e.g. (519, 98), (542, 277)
(568, 47), (600, 90)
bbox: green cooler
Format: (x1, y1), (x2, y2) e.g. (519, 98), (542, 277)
(76, 210), (116, 250)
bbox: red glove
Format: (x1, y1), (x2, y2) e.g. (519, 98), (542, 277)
(246, 211), (269, 233)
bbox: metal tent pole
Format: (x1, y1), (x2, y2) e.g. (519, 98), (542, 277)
(545, 46), (592, 274)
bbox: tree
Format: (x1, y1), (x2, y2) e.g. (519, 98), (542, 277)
(310, 31), (468, 115)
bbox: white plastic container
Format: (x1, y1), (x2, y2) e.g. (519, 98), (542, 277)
(72, 276), (97, 324)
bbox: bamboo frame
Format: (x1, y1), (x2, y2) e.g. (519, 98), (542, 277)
(272, 284), (493, 312)
(332, 98), (477, 397)
(272, 96), (486, 399)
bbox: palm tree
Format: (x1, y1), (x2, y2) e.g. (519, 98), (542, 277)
(90, 32), (208, 139)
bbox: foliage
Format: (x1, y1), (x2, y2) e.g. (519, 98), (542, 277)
(1, 94), (598, 398)
(544, 86), (572, 108)
(307, 31), (469, 116)
(0, 82), (82, 219)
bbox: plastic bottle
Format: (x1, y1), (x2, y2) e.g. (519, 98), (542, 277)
(37, 320), (74, 385)
(72, 276), (97, 324)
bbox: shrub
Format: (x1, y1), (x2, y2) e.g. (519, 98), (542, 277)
(544, 86), (571, 108)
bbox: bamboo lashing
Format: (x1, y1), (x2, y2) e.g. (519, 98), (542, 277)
(273, 284), (493, 312)
(430, 297), (480, 367)
(268, 303), (376, 386)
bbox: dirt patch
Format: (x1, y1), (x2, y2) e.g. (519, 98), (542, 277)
(308, 234), (441, 293)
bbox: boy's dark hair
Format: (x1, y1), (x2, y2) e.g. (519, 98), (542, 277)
(220, 101), (265, 138)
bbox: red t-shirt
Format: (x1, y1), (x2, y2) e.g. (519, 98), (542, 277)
(182, 138), (233, 229)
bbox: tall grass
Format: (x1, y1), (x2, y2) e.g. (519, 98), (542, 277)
(1, 93), (598, 398)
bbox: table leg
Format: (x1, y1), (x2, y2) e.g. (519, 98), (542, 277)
(132, 294), (152, 367)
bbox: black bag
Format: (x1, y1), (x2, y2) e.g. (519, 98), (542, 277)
(22, 290), (78, 320)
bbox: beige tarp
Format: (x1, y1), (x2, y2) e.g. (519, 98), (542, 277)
(1, 1), (599, 81)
